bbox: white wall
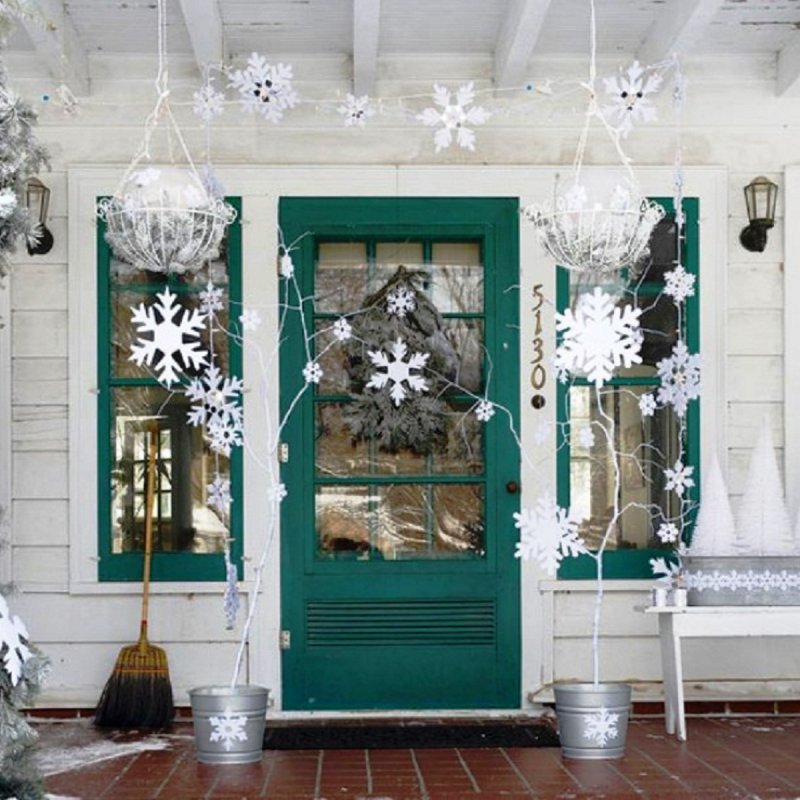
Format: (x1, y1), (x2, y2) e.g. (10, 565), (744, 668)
(2, 51), (797, 709)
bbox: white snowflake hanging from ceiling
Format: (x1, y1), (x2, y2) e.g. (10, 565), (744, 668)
(193, 83), (226, 123)
(229, 53), (299, 124)
(663, 265), (695, 305)
(554, 288), (643, 388)
(207, 475), (232, 513)
(187, 364), (244, 456)
(584, 707), (620, 746)
(209, 707), (248, 751)
(129, 288), (208, 388)
(386, 286), (417, 318)
(337, 93), (375, 127)
(656, 339), (701, 417)
(0, 594), (33, 686)
(417, 82), (491, 152)
(513, 491), (587, 576)
(199, 281), (225, 315)
(365, 338), (430, 406)
(601, 60), (663, 138)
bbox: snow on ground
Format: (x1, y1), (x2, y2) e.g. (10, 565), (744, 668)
(37, 735), (173, 776)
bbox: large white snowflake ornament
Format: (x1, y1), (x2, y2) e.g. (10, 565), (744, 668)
(386, 286), (417, 318)
(186, 364), (244, 438)
(584, 707), (620, 746)
(554, 288), (643, 387)
(366, 338), (429, 406)
(602, 60), (663, 138)
(0, 594), (33, 686)
(656, 340), (701, 417)
(229, 53), (298, 123)
(193, 84), (226, 123)
(209, 707), (248, 751)
(129, 288), (208, 387)
(337, 93), (375, 127)
(664, 265), (695, 304)
(664, 460), (695, 497)
(513, 492), (587, 576)
(417, 82), (491, 152)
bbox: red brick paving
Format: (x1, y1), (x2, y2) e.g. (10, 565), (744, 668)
(40, 716), (800, 799)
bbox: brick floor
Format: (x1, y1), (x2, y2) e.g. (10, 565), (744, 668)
(39, 716), (800, 799)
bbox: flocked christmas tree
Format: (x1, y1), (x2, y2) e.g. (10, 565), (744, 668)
(0, 589), (48, 800)
(687, 453), (737, 556)
(735, 417), (794, 555)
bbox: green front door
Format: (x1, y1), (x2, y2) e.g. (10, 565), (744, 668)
(279, 198), (520, 710)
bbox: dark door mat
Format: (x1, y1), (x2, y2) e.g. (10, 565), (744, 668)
(263, 721), (560, 750)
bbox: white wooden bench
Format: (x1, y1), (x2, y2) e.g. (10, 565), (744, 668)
(644, 605), (800, 741)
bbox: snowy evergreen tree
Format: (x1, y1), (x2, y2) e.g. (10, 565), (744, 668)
(735, 418), (793, 555)
(687, 453), (736, 556)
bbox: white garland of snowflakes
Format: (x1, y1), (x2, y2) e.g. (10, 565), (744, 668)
(229, 53), (298, 123)
(208, 707), (249, 750)
(207, 476), (232, 513)
(187, 365), (244, 457)
(584, 707), (620, 746)
(663, 265), (695, 305)
(474, 399), (495, 422)
(554, 288), (643, 388)
(513, 492), (587, 576)
(416, 82), (491, 152)
(656, 340), (701, 417)
(664, 460), (694, 497)
(337, 93), (375, 127)
(601, 60), (663, 139)
(365, 338), (430, 406)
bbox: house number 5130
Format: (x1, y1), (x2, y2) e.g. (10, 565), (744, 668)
(530, 283), (546, 409)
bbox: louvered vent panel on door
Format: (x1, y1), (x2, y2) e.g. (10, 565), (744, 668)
(306, 599), (496, 647)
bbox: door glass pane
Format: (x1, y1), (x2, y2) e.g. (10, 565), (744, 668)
(375, 242), (424, 272)
(316, 242), (368, 313)
(316, 403), (369, 478)
(431, 242), (483, 312)
(110, 386), (229, 555)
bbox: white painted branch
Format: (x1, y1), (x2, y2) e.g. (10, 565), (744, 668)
(494, 0), (553, 89)
(637, 0), (724, 64)
(353, 0), (381, 96)
(177, 0), (225, 71)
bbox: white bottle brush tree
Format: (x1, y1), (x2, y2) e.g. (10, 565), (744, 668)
(686, 452), (736, 556)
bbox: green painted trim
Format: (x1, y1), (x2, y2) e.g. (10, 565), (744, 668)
(97, 197), (244, 582)
(557, 197), (700, 578)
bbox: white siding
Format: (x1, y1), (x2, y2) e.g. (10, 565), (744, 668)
(1, 50), (795, 709)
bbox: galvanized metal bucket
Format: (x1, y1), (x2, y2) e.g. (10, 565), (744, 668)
(554, 682), (631, 760)
(189, 685), (269, 764)
(684, 556), (800, 606)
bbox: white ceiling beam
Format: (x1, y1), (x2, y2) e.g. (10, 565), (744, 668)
(177, 0), (225, 71)
(353, 0), (381, 96)
(19, 0), (89, 96)
(777, 35), (800, 97)
(637, 0), (725, 64)
(494, 0), (554, 89)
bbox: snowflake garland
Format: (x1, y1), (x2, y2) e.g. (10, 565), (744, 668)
(207, 476), (232, 513)
(209, 707), (249, 751)
(337, 93), (375, 127)
(229, 53), (298, 123)
(656, 340), (701, 417)
(664, 460), (695, 497)
(417, 82), (491, 152)
(279, 253), (295, 278)
(239, 309), (262, 331)
(601, 60), (663, 138)
(386, 286), (417, 318)
(193, 83), (226, 123)
(129, 288), (208, 388)
(186, 364), (244, 456)
(303, 361), (323, 384)
(664, 265), (696, 304)
(513, 492), (587, 576)
(365, 338), (430, 406)
(584, 707), (620, 746)
(554, 288), (643, 388)
(474, 399), (495, 422)
(656, 522), (680, 544)
(0, 594), (33, 686)
(333, 317), (352, 341)
(639, 393), (656, 417)
(199, 282), (225, 315)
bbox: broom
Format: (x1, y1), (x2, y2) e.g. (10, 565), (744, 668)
(95, 423), (175, 728)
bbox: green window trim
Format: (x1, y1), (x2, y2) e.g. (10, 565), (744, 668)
(96, 197), (244, 582)
(557, 197), (700, 579)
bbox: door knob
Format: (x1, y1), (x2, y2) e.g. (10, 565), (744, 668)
(506, 481), (519, 494)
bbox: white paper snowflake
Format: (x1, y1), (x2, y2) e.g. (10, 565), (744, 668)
(474, 399), (495, 422)
(207, 475), (232, 513)
(129, 288), (208, 387)
(303, 361), (323, 384)
(337, 93), (375, 127)
(270, 482), (288, 503)
(199, 282), (225, 314)
(365, 338), (429, 406)
(239, 309), (262, 331)
(664, 265), (695, 304)
(280, 252), (295, 278)
(602, 61), (663, 138)
(333, 317), (352, 341)
(554, 288), (643, 388)
(513, 492), (587, 576)
(229, 53), (298, 123)
(657, 522), (680, 544)
(639, 393), (656, 417)
(578, 426), (595, 449)
(0, 594), (33, 686)
(584, 707), (620, 746)
(664, 460), (695, 497)
(656, 340), (701, 417)
(417, 82), (491, 152)
(209, 707), (248, 751)
(187, 364), (243, 428)
(386, 286), (416, 318)
(207, 416), (243, 457)
(193, 84), (226, 123)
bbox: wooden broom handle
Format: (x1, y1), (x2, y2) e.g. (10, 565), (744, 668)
(139, 423), (159, 644)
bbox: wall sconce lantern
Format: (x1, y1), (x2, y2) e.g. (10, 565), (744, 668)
(25, 177), (54, 256)
(740, 175), (778, 253)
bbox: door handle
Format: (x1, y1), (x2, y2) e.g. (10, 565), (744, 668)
(505, 481), (519, 494)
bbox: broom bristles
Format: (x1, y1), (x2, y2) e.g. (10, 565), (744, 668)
(94, 641), (175, 728)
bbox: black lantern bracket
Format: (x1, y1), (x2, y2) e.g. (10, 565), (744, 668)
(25, 176), (54, 256)
(740, 175), (778, 253)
